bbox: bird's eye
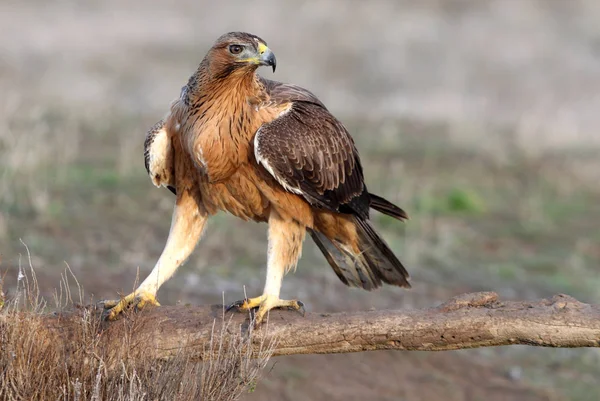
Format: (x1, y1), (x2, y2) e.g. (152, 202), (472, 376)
(229, 45), (243, 55)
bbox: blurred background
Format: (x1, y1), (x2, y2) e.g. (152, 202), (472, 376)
(1, 1), (599, 400)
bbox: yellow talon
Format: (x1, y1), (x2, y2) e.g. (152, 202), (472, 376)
(226, 294), (305, 326)
(102, 291), (160, 321)
(240, 295), (267, 311)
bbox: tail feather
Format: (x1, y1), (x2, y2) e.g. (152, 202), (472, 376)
(309, 229), (380, 290)
(369, 193), (408, 221)
(310, 217), (410, 291)
(354, 217), (410, 288)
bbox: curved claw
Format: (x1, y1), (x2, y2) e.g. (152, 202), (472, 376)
(294, 300), (306, 317)
(227, 295), (306, 326)
(226, 295), (266, 313)
(101, 291), (160, 321)
(225, 299), (249, 313)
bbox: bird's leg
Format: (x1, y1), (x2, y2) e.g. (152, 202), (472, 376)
(103, 189), (207, 320)
(227, 211), (305, 325)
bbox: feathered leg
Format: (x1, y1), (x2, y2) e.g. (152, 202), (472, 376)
(227, 210), (305, 325)
(104, 188), (207, 320)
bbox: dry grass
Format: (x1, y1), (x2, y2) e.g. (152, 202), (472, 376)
(2, 1), (600, 399)
(0, 252), (275, 401)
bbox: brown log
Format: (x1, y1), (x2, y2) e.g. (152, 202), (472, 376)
(28, 292), (600, 361)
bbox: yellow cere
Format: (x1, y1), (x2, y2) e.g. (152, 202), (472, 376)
(257, 42), (268, 55)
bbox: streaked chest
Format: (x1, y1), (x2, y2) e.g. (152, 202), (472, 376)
(181, 98), (286, 183)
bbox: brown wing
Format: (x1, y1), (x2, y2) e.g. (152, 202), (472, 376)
(144, 119), (176, 195)
(260, 78), (326, 108)
(254, 79), (370, 218)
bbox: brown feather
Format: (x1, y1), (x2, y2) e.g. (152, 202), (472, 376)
(144, 32), (409, 295)
(254, 82), (368, 218)
(369, 193), (409, 220)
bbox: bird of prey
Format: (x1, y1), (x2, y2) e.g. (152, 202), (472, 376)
(104, 32), (410, 324)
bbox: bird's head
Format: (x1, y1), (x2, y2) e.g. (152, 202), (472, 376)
(205, 32), (276, 79)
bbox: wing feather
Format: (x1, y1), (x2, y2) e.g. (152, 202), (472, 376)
(255, 79), (369, 218)
(144, 119), (176, 194)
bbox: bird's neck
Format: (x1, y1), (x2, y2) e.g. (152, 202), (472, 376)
(169, 67), (271, 183)
(186, 63), (266, 110)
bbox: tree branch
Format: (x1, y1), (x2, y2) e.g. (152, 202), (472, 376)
(33, 292), (600, 361)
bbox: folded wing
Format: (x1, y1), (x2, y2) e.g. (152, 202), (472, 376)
(144, 119), (176, 195)
(254, 79), (370, 219)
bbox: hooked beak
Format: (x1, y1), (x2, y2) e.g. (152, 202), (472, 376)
(257, 43), (277, 72)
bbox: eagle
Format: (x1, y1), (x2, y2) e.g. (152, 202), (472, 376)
(104, 32), (410, 324)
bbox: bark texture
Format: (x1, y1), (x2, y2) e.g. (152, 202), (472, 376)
(28, 292), (600, 361)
